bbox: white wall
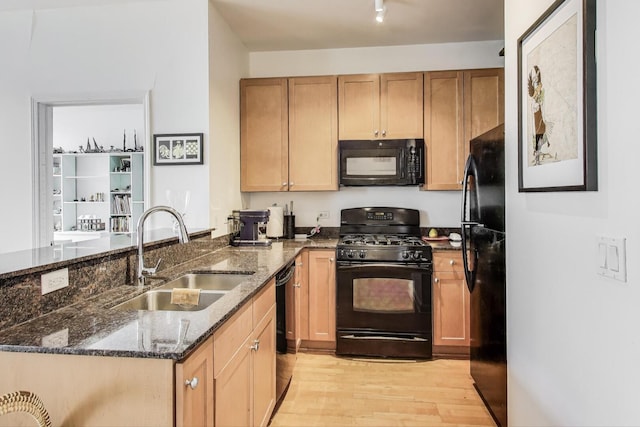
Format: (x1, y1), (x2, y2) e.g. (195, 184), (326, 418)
(0, 0), (212, 253)
(53, 104), (144, 152)
(246, 41), (504, 228)
(506, 0), (640, 425)
(208, 3), (248, 237)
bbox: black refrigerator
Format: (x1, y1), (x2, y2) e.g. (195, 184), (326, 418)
(461, 124), (507, 427)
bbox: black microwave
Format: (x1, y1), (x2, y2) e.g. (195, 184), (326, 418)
(339, 139), (425, 186)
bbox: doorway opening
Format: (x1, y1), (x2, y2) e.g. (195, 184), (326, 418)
(32, 93), (150, 248)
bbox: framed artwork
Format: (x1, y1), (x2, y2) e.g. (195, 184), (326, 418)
(517, 0), (597, 192)
(153, 133), (204, 165)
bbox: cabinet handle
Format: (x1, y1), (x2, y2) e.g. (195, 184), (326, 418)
(185, 377), (199, 390)
(289, 182), (294, 186)
(293, 282), (301, 288)
(250, 339), (260, 351)
(282, 182), (287, 187)
(434, 277), (440, 283)
(329, 258), (334, 263)
(382, 130), (386, 137)
(374, 130), (379, 137)
(450, 259), (455, 265)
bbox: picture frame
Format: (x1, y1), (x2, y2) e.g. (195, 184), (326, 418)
(153, 133), (204, 165)
(517, 0), (597, 192)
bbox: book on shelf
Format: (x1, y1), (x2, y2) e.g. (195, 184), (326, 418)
(112, 194), (132, 215)
(110, 216), (130, 233)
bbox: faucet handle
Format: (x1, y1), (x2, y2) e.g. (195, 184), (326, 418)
(152, 258), (162, 273)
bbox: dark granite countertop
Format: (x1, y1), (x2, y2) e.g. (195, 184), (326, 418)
(0, 228), (212, 280)
(0, 238), (337, 361)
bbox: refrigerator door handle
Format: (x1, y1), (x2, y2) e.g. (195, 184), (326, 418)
(461, 155), (479, 293)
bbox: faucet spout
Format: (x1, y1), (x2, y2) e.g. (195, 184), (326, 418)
(137, 205), (190, 286)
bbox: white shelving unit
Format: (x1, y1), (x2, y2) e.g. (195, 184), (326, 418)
(53, 152), (144, 242)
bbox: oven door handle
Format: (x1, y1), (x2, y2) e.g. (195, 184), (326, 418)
(336, 262), (431, 271)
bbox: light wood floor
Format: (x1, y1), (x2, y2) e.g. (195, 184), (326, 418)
(270, 353), (496, 427)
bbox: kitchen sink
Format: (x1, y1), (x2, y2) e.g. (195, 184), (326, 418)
(113, 289), (228, 312)
(112, 272), (253, 312)
(156, 272), (253, 292)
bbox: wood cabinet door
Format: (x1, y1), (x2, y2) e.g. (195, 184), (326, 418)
(432, 252), (470, 356)
(175, 337), (214, 427)
(424, 68), (504, 191)
(252, 305), (277, 427)
(240, 78), (289, 192)
(338, 74), (380, 139)
(288, 76), (338, 191)
(463, 68), (505, 145)
(424, 71), (464, 190)
(381, 72), (424, 139)
(286, 253), (304, 350)
(307, 250), (336, 343)
(214, 337), (252, 427)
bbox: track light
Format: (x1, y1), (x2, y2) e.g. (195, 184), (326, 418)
(374, 0), (386, 23)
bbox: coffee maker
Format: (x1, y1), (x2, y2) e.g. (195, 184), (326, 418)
(230, 209), (272, 246)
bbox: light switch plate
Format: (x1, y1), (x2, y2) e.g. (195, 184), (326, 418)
(596, 236), (627, 282)
(41, 267), (69, 295)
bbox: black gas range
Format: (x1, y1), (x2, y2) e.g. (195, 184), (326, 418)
(335, 207), (433, 359)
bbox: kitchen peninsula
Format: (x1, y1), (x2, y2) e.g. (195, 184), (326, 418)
(0, 231), (336, 426)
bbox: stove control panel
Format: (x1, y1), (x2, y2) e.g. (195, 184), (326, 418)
(337, 247), (431, 262)
(366, 211), (394, 221)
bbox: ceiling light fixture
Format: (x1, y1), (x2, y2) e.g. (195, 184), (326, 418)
(374, 0), (386, 23)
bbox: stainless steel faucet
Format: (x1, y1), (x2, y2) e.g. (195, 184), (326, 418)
(137, 205), (190, 286)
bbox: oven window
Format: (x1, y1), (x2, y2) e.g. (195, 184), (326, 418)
(353, 278), (415, 313)
(346, 157), (396, 175)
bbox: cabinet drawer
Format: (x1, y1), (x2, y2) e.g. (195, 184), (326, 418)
(214, 302), (252, 376)
(253, 278), (275, 328)
(433, 252), (463, 272)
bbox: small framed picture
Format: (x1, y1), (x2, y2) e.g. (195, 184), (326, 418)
(153, 133), (204, 165)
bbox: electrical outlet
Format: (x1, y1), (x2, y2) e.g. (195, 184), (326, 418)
(318, 211), (330, 219)
(41, 268), (69, 295)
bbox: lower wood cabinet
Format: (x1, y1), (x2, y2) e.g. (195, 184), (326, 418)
(176, 336), (214, 427)
(286, 252), (306, 352)
(213, 279), (276, 427)
(299, 249), (336, 350)
(432, 251), (470, 358)
(0, 280), (277, 427)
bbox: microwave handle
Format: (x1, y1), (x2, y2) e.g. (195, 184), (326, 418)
(400, 148), (406, 178)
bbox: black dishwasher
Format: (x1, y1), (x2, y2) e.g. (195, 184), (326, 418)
(275, 261), (296, 404)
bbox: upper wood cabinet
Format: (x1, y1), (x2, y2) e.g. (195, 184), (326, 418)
(338, 73), (423, 140)
(240, 76), (338, 192)
(240, 78), (289, 192)
(423, 68), (504, 190)
(288, 76), (338, 191)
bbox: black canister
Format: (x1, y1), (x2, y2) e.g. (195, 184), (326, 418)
(284, 214), (295, 239)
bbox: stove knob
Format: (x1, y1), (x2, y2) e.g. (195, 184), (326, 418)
(412, 251), (422, 260)
(347, 251), (354, 258)
(359, 250), (366, 259)
(402, 251), (410, 260)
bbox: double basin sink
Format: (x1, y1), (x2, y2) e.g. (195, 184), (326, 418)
(113, 272), (253, 312)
